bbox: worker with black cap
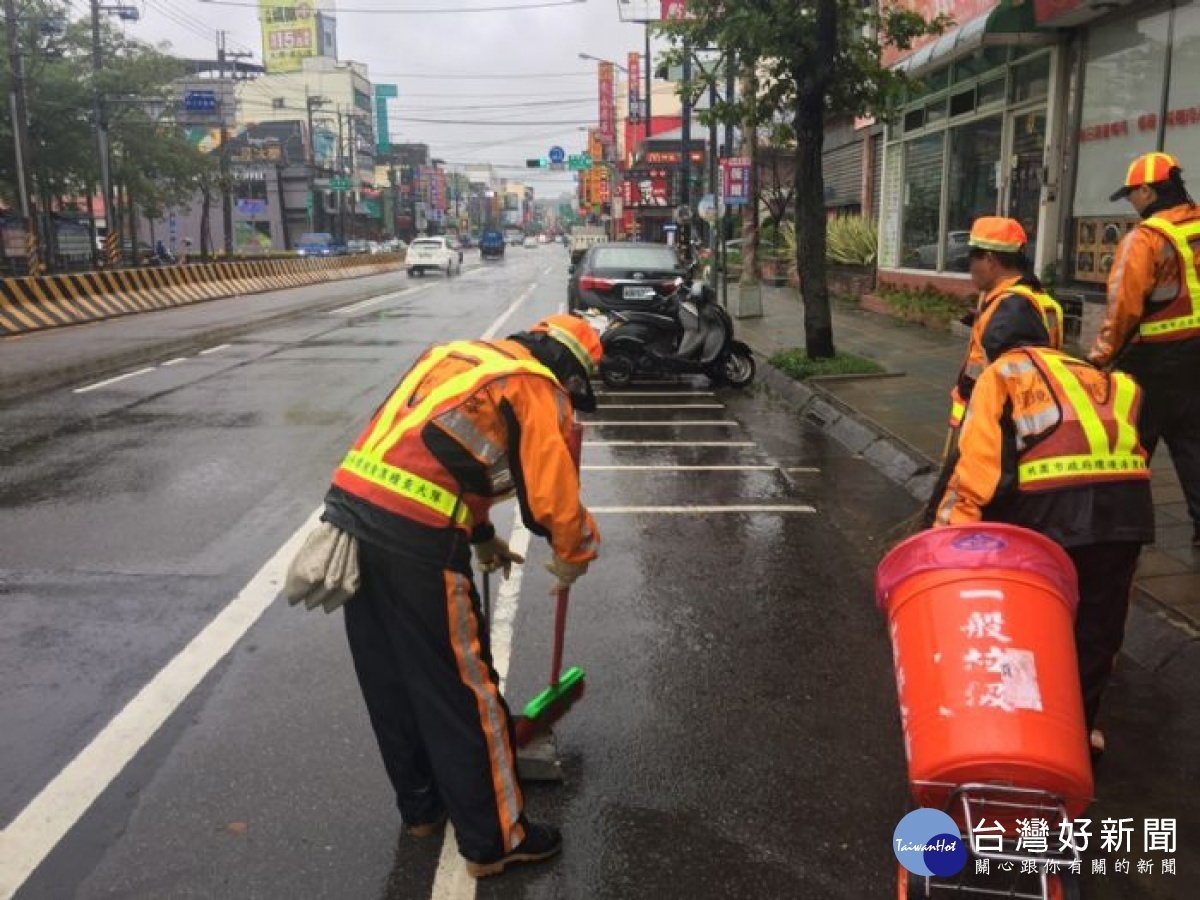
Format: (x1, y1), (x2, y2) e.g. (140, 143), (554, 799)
(934, 302), (1155, 760)
(319, 314), (602, 878)
(1090, 151), (1200, 548)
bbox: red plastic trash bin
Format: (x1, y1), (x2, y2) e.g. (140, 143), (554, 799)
(876, 523), (1093, 818)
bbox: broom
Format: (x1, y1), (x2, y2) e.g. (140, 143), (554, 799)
(513, 421), (586, 748)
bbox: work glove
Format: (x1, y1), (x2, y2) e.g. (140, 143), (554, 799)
(473, 535), (524, 578)
(545, 555), (589, 592)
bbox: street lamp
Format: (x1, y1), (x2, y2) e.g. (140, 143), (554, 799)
(578, 51), (628, 74)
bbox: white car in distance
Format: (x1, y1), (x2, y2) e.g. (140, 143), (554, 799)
(406, 237), (462, 277)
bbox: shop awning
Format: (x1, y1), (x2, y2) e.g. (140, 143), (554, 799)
(893, 1), (1056, 79)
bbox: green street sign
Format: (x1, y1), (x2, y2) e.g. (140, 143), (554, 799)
(329, 177), (352, 192)
(568, 154), (593, 171)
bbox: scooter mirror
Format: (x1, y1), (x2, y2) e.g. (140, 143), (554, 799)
(689, 281), (705, 300)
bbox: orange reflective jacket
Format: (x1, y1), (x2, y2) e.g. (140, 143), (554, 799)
(948, 277), (1061, 427)
(935, 347), (1148, 526)
(1090, 203), (1200, 367)
(332, 339), (599, 565)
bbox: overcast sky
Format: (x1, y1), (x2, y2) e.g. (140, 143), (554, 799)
(123, 0), (664, 198)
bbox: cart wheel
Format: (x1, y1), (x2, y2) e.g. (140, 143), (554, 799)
(1046, 871), (1081, 900)
(897, 862), (928, 899)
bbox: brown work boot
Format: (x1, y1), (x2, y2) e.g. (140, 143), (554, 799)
(465, 821), (562, 878)
(403, 811), (447, 839)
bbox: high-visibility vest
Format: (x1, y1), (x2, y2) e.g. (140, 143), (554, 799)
(948, 282), (1063, 428)
(1002, 349), (1149, 492)
(332, 341), (560, 527)
(1136, 216), (1200, 342)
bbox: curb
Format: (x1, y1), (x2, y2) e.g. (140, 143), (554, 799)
(751, 349), (1200, 684)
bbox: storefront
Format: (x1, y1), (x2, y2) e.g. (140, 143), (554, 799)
(1060, 0), (1200, 287)
(877, 1), (1061, 295)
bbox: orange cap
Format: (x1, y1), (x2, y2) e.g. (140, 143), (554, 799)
(1110, 152), (1181, 201)
(531, 314), (603, 375)
(968, 217), (1028, 254)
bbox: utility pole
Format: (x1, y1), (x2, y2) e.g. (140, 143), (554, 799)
(90, 0), (118, 266)
(5, 0), (41, 274)
(217, 31), (251, 256)
(336, 108), (346, 244)
(679, 42), (693, 252)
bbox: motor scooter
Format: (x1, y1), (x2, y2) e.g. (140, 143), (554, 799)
(597, 278), (755, 388)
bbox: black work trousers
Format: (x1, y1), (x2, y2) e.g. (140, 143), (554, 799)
(343, 540), (526, 862)
(1138, 379), (1200, 533)
(1067, 542), (1142, 733)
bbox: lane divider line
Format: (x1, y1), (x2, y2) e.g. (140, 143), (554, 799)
(584, 440), (756, 447)
(198, 343), (230, 355)
(592, 404), (725, 410)
(582, 465), (778, 471)
(481, 282), (537, 341)
(595, 391), (715, 397)
(583, 420), (739, 427)
(72, 367), (157, 394)
(160, 357), (189, 367)
(329, 285), (426, 315)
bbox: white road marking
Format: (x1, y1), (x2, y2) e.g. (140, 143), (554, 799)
(481, 283), (537, 340)
(2, 295), (543, 900)
(582, 465), (776, 471)
(0, 510), (321, 899)
(595, 391), (715, 397)
(584, 420), (738, 427)
(198, 343), (230, 355)
(72, 367), (157, 394)
(541, 265), (552, 275)
(160, 357), (189, 367)
(584, 440), (755, 447)
(592, 404), (725, 410)
(590, 505), (816, 514)
(330, 288), (415, 315)
(783, 467), (821, 474)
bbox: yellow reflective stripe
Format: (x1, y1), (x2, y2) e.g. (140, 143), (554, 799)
(1140, 217), (1200, 336)
(1111, 372), (1140, 455)
(949, 398), (966, 426)
(971, 236), (1021, 252)
(341, 450), (472, 524)
(367, 344), (556, 460)
(363, 344), (459, 456)
(1019, 454), (1148, 483)
(1006, 285), (1062, 346)
(1040, 352), (1110, 456)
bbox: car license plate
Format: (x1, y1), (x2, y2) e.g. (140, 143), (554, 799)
(623, 286), (654, 300)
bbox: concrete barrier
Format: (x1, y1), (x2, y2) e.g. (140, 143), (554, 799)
(0, 254), (404, 337)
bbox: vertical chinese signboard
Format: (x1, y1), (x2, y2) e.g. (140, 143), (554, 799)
(720, 157), (750, 206)
(259, 0), (319, 74)
(598, 62), (616, 158)
(627, 52), (642, 122)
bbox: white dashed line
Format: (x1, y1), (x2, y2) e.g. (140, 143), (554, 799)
(160, 357), (189, 367)
(72, 367), (157, 394)
(592, 404), (725, 410)
(590, 505), (816, 514)
(584, 420), (739, 427)
(198, 343), (230, 355)
(584, 440), (756, 447)
(596, 391), (715, 397)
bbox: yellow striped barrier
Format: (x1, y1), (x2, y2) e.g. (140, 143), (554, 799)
(0, 254), (404, 337)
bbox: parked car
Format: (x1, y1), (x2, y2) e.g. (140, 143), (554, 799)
(406, 236), (461, 277)
(523, 236), (539, 250)
(346, 239), (372, 255)
(479, 229), (505, 260)
(568, 242), (684, 314)
(913, 230), (970, 271)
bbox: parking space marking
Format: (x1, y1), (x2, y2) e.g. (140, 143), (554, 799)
(596, 391), (715, 397)
(784, 466), (821, 474)
(584, 440), (756, 447)
(198, 343), (230, 355)
(590, 505), (816, 514)
(72, 367), (157, 394)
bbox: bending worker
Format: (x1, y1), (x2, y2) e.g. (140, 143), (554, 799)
(932, 315), (1154, 757)
(1089, 151), (1200, 548)
(924, 216), (1062, 524)
(320, 314), (602, 878)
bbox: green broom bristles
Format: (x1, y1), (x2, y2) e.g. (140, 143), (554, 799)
(514, 666), (585, 747)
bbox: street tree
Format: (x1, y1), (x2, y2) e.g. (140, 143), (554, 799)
(660, 0), (947, 358)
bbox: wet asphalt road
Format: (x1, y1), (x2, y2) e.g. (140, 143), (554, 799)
(1, 250), (1196, 900)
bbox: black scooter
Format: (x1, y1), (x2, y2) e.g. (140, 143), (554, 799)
(598, 278), (756, 388)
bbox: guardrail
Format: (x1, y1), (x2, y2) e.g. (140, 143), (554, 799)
(0, 253), (404, 337)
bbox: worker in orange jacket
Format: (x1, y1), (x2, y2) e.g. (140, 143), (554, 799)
(933, 310), (1155, 756)
(923, 217), (1062, 525)
(1088, 151), (1200, 547)
(321, 314), (602, 877)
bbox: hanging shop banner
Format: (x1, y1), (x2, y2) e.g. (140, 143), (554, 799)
(259, 0), (320, 74)
(720, 157), (751, 206)
(628, 52), (642, 122)
(623, 170), (673, 208)
(660, 0), (688, 20)
(598, 62), (616, 149)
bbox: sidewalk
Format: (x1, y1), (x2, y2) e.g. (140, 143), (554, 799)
(733, 282), (1200, 647)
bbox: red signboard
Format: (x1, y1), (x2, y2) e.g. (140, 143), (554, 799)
(1033, 0), (1089, 26)
(642, 150), (704, 165)
(598, 62), (616, 149)
(881, 0), (999, 68)
(623, 170), (672, 208)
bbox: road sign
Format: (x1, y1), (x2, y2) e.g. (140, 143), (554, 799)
(329, 177), (352, 192)
(183, 91), (218, 113)
(236, 199), (268, 216)
(548, 145), (566, 164)
(568, 153), (593, 171)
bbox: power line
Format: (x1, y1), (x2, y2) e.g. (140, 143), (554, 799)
(195, 0), (585, 13)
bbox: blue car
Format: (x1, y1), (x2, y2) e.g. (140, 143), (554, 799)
(479, 229), (505, 260)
